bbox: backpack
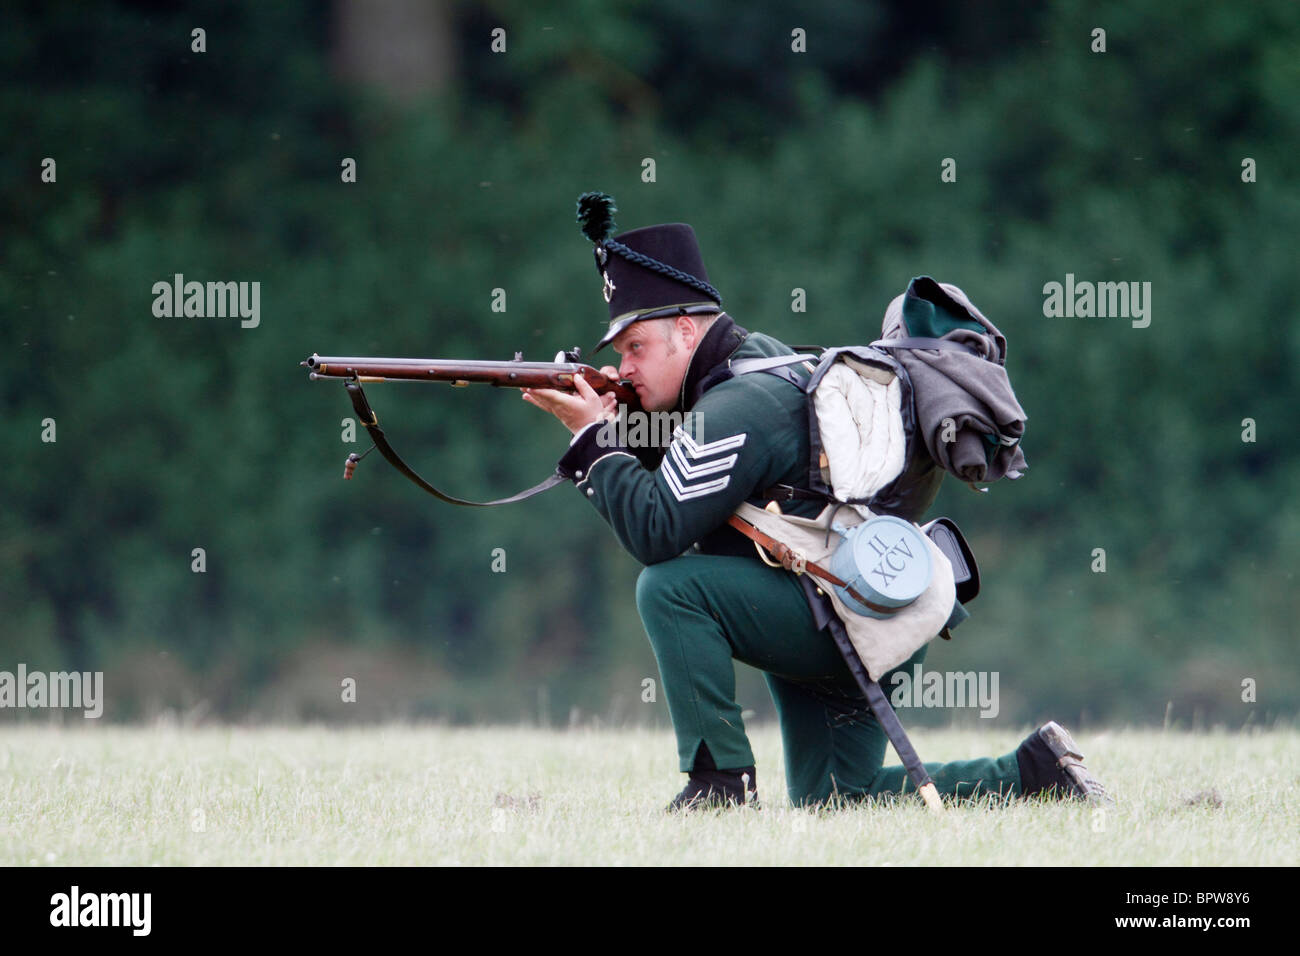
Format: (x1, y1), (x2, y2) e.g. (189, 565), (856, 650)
(731, 276), (1026, 609)
(733, 276), (1026, 508)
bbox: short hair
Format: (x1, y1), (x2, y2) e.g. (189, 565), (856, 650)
(658, 312), (718, 345)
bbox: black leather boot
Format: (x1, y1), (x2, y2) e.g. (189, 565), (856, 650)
(666, 742), (758, 811)
(1016, 721), (1113, 805)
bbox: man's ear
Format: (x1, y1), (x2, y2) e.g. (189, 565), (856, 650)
(676, 315), (701, 349)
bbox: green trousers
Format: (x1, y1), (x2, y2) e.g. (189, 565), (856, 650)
(635, 553), (1022, 807)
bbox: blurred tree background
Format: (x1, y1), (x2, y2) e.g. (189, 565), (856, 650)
(2, 0), (1297, 727)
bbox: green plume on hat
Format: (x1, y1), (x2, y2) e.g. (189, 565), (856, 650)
(576, 191), (617, 243)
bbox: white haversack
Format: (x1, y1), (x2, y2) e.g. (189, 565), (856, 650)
(733, 501), (956, 680)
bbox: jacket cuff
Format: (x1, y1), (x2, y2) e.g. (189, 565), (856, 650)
(558, 419), (629, 483)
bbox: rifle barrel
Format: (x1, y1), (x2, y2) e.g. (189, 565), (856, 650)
(301, 353), (640, 408)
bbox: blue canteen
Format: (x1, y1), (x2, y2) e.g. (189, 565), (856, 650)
(828, 515), (932, 618)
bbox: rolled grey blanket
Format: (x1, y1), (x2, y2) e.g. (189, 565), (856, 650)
(879, 277), (1028, 485)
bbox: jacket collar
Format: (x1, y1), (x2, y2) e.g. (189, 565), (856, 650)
(677, 313), (749, 411)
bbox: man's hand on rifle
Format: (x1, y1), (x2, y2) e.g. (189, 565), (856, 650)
(521, 365), (621, 435)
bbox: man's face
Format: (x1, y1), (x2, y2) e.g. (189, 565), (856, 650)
(610, 318), (697, 413)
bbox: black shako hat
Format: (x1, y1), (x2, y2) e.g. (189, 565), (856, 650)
(576, 192), (722, 352)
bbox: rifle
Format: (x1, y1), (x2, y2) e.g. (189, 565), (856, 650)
(302, 350), (639, 506)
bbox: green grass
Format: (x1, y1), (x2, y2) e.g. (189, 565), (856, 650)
(1, 724), (1295, 865)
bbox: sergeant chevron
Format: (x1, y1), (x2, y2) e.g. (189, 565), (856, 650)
(660, 425), (747, 502)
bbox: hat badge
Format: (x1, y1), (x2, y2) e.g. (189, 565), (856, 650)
(602, 271), (616, 303)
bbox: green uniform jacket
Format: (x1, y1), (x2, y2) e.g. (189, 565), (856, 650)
(558, 314), (821, 563)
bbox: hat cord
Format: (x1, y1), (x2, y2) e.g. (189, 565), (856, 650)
(603, 238), (722, 305)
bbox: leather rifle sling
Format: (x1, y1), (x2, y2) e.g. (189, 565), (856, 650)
(344, 380), (566, 507)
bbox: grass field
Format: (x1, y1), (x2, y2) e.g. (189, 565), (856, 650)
(1, 723), (1295, 866)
